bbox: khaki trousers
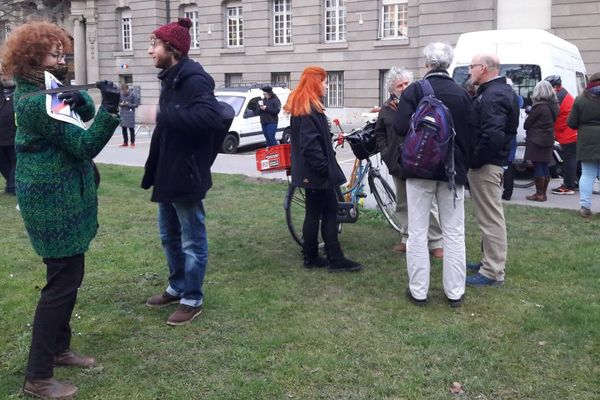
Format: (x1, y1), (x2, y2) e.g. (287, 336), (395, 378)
(467, 165), (507, 281)
(393, 175), (443, 249)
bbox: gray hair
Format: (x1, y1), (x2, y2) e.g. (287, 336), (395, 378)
(386, 67), (413, 94)
(532, 80), (557, 103)
(423, 42), (454, 70)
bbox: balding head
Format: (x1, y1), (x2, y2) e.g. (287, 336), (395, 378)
(469, 53), (500, 85)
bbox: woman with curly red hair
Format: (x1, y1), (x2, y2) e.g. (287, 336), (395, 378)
(284, 66), (363, 272)
(1, 20), (121, 399)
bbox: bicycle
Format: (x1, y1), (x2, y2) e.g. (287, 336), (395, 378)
(283, 118), (403, 248)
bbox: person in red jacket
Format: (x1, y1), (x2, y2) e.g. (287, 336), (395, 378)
(544, 75), (578, 195)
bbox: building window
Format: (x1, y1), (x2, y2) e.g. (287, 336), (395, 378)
(184, 8), (200, 49)
(227, 4), (243, 47)
(225, 73), (243, 87)
(271, 72), (291, 88)
(324, 0), (346, 42)
(379, 69), (390, 105)
(380, 0), (408, 39)
(121, 9), (132, 51)
(325, 71), (344, 108)
(273, 0), (292, 45)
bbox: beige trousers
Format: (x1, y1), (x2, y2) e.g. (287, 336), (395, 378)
(467, 165), (507, 281)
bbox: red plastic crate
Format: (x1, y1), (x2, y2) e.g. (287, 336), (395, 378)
(255, 144), (291, 172)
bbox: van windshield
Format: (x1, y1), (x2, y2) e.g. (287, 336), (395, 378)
(216, 95), (246, 116)
(453, 64), (542, 100)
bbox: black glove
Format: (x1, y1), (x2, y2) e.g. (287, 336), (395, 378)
(96, 80), (120, 114)
(57, 91), (86, 110)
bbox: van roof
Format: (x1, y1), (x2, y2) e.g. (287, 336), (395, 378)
(452, 29), (583, 65)
(217, 82), (289, 92)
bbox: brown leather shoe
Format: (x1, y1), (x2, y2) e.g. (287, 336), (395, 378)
(146, 291), (180, 308)
(54, 350), (96, 369)
(167, 304), (202, 326)
(392, 242), (406, 253)
(23, 377), (78, 399)
(430, 248), (444, 259)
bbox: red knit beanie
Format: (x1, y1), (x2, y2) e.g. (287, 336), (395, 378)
(153, 18), (192, 56)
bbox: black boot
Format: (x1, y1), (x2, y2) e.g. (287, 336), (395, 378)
(302, 247), (328, 268)
(326, 243), (363, 273)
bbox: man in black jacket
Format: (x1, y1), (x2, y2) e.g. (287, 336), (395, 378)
(374, 66), (443, 257)
(142, 18), (226, 325)
(0, 68), (16, 195)
(466, 53), (519, 287)
(393, 42), (474, 307)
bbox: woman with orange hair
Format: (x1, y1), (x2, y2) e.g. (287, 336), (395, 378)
(284, 66), (362, 272)
(1, 20), (120, 399)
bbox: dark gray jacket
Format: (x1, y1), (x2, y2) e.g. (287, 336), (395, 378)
(374, 97), (402, 176)
(0, 86), (16, 146)
(470, 76), (520, 169)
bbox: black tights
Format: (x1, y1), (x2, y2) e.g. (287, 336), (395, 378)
(122, 127), (135, 144)
(27, 254), (85, 379)
(303, 188), (341, 257)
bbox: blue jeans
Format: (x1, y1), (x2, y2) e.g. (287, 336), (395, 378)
(533, 161), (549, 177)
(579, 160), (600, 209)
(158, 201), (207, 307)
(262, 123), (278, 147)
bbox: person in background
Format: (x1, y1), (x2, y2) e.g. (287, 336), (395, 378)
(567, 72), (600, 218)
(393, 42), (473, 307)
(258, 85), (281, 147)
(0, 65), (16, 195)
(374, 66), (443, 258)
(119, 83), (139, 147)
(523, 80), (559, 202)
(284, 66), (363, 272)
(1, 20), (120, 399)
(466, 53), (519, 287)
(142, 18), (226, 325)
(502, 78), (524, 201)
(545, 75), (579, 195)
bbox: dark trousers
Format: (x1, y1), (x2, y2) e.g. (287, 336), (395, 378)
(121, 127), (135, 144)
(26, 254), (85, 379)
(0, 144), (16, 193)
(502, 162), (515, 200)
(303, 188), (341, 257)
(561, 142), (578, 189)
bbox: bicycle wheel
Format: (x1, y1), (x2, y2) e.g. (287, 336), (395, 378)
(284, 185), (343, 248)
(368, 171), (403, 233)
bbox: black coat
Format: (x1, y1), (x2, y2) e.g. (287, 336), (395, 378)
(0, 87), (16, 146)
(259, 94), (281, 125)
(141, 57), (225, 203)
(470, 76), (520, 169)
(524, 100), (559, 147)
(393, 71), (474, 185)
(374, 97), (402, 176)
(290, 109), (345, 189)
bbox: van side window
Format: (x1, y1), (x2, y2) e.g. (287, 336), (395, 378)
(576, 72), (586, 95)
(244, 97), (262, 118)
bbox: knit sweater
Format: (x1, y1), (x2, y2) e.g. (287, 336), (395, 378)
(14, 78), (120, 258)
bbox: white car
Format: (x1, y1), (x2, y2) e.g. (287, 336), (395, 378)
(216, 84), (291, 153)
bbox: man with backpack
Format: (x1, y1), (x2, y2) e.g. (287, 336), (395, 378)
(466, 54), (520, 287)
(393, 42), (474, 307)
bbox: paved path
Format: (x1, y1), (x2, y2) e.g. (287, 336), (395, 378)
(96, 132), (593, 212)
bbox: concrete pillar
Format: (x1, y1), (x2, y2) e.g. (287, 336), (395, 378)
(72, 17), (87, 84)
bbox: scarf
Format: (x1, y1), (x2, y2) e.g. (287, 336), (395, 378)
(20, 64), (69, 88)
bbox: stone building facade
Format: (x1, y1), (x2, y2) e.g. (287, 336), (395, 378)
(2, 0), (600, 124)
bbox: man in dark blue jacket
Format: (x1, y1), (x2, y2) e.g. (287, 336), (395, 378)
(142, 18), (226, 325)
(393, 42), (474, 307)
(466, 53), (519, 287)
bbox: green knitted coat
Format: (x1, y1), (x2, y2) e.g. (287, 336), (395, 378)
(14, 78), (120, 258)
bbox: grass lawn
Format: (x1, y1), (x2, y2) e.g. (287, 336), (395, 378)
(1, 164), (599, 399)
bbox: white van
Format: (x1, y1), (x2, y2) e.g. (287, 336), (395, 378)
(449, 29), (587, 101)
(215, 84), (291, 153)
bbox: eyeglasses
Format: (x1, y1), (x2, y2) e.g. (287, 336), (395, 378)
(48, 52), (66, 62)
(468, 63), (484, 70)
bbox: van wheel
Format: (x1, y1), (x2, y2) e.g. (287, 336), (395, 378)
(280, 126), (292, 144)
(221, 134), (239, 154)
